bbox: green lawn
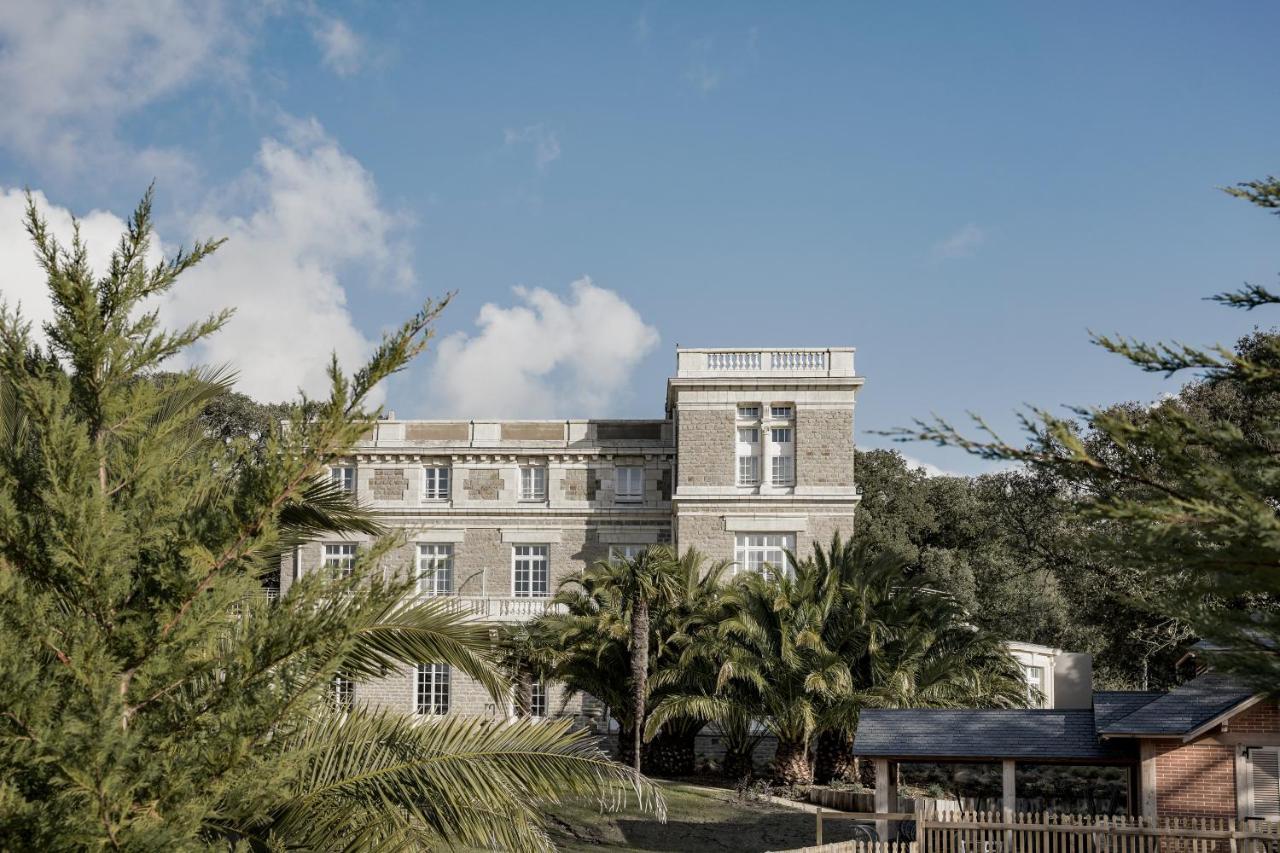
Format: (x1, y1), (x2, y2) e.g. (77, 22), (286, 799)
(527, 780), (866, 852)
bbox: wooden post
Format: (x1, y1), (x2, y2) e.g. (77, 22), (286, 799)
(1002, 760), (1016, 852)
(815, 806), (823, 845)
(875, 758), (898, 842)
(1139, 741), (1159, 819)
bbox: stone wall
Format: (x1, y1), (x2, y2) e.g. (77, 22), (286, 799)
(675, 505), (856, 567)
(795, 408), (855, 488)
(676, 408), (735, 488)
(464, 469), (502, 501)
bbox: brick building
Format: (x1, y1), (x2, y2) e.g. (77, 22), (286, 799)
(279, 347), (862, 724)
(854, 664), (1280, 821)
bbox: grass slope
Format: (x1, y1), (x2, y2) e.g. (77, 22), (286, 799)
(536, 781), (866, 852)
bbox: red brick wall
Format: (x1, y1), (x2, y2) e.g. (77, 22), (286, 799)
(1228, 700), (1280, 734)
(1153, 742), (1236, 818)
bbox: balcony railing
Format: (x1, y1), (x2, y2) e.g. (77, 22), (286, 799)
(431, 595), (566, 621)
(676, 347), (855, 378)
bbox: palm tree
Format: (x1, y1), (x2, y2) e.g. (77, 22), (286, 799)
(537, 547), (729, 775)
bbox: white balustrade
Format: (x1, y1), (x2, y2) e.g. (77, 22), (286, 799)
(770, 350), (827, 371)
(432, 595), (565, 621)
(706, 351), (762, 371)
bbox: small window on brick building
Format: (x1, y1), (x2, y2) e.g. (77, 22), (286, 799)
(513, 545), (550, 597)
(331, 673), (354, 712)
(417, 544), (453, 596)
(330, 466), (355, 493)
(530, 681), (548, 718)
(615, 467), (644, 502)
(322, 543), (357, 578)
(770, 405), (793, 419)
(423, 467), (450, 500)
(520, 466), (547, 501)
(416, 664), (450, 715)
(737, 405), (760, 420)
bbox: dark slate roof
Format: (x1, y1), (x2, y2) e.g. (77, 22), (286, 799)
(1093, 691), (1161, 734)
(1098, 672), (1257, 737)
(854, 708), (1136, 762)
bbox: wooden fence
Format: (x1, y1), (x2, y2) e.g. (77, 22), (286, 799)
(799, 810), (1280, 853)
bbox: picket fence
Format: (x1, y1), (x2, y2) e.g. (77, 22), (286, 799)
(783, 810), (1280, 853)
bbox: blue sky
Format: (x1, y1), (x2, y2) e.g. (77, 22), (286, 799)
(1, 3), (1278, 475)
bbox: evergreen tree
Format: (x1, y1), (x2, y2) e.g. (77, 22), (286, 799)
(0, 191), (657, 850)
(888, 175), (1280, 694)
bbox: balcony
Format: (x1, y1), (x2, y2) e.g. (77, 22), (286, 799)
(432, 595), (566, 622)
(674, 347), (855, 379)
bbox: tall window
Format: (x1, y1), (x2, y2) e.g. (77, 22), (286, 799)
(769, 427), (795, 486)
(520, 466), (547, 501)
(330, 466), (355, 493)
(615, 467), (644, 502)
(734, 533), (795, 579)
(736, 428), (760, 486)
(609, 544), (647, 563)
(423, 467), (450, 500)
(1024, 665), (1046, 708)
(331, 673), (354, 711)
(513, 545), (549, 597)
(417, 544), (453, 596)
(530, 681), (548, 718)
(416, 664), (450, 715)
(323, 543), (357, 577)
(1249, 748), (1280, 819)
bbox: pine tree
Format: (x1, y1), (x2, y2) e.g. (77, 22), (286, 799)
(0, 190), (658, 850)
(887, 176), (1280, 695)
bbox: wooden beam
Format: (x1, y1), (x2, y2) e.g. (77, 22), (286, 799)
(1139, 740), (1159, 819)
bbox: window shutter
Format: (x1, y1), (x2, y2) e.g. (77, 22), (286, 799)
(1251, 748), (1280, 819)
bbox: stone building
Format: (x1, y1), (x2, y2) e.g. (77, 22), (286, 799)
(278, 347), (863, 723)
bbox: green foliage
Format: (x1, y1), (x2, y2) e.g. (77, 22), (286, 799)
(0, 190), (657, 850)
(645, 536), (1024, 785)
(885, 175), (1280, 695)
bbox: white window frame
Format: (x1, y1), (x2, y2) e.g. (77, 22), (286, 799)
(417, 544), (454, 596)
(530, 681), (548, 718)
(423, 467), (451, 501)
(615, 466), (644, 503)
(609, 544), (648, 563)
(737, 404), (760, 420)
(734, 533), (795, 580)
(415, 664), (450, 715)
(1024, 665), (1046, 708)
(331, 672), (354, 712)
(770, 455), (794, 487)
(770, 405), (794, 419)
(736, 427), (761, 487)
(512, 545), (550, 598)
(520, 466), (547, 501)
(330, 466), (355, 493)
(322, 543), (357, 578)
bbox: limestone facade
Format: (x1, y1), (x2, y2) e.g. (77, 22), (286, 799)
(282, 347), (863, 727)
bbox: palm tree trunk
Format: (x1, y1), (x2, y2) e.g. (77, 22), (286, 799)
(814, 729), (856, 784)
(629, 595), (649, 774)
(772, 738), (814, 786)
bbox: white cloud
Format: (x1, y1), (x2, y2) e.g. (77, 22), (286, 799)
(311, 15), (365, 76)
(428, 278), (660, 418)
(1, 119), (414, 405)
(899, 454), (964, 479)
(0, 1), (246, 181)
(164, 119), (412, 402)
(0, 188), (144, 334)
(503, 124), (561, 172)
(932, 223), (987, 259)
